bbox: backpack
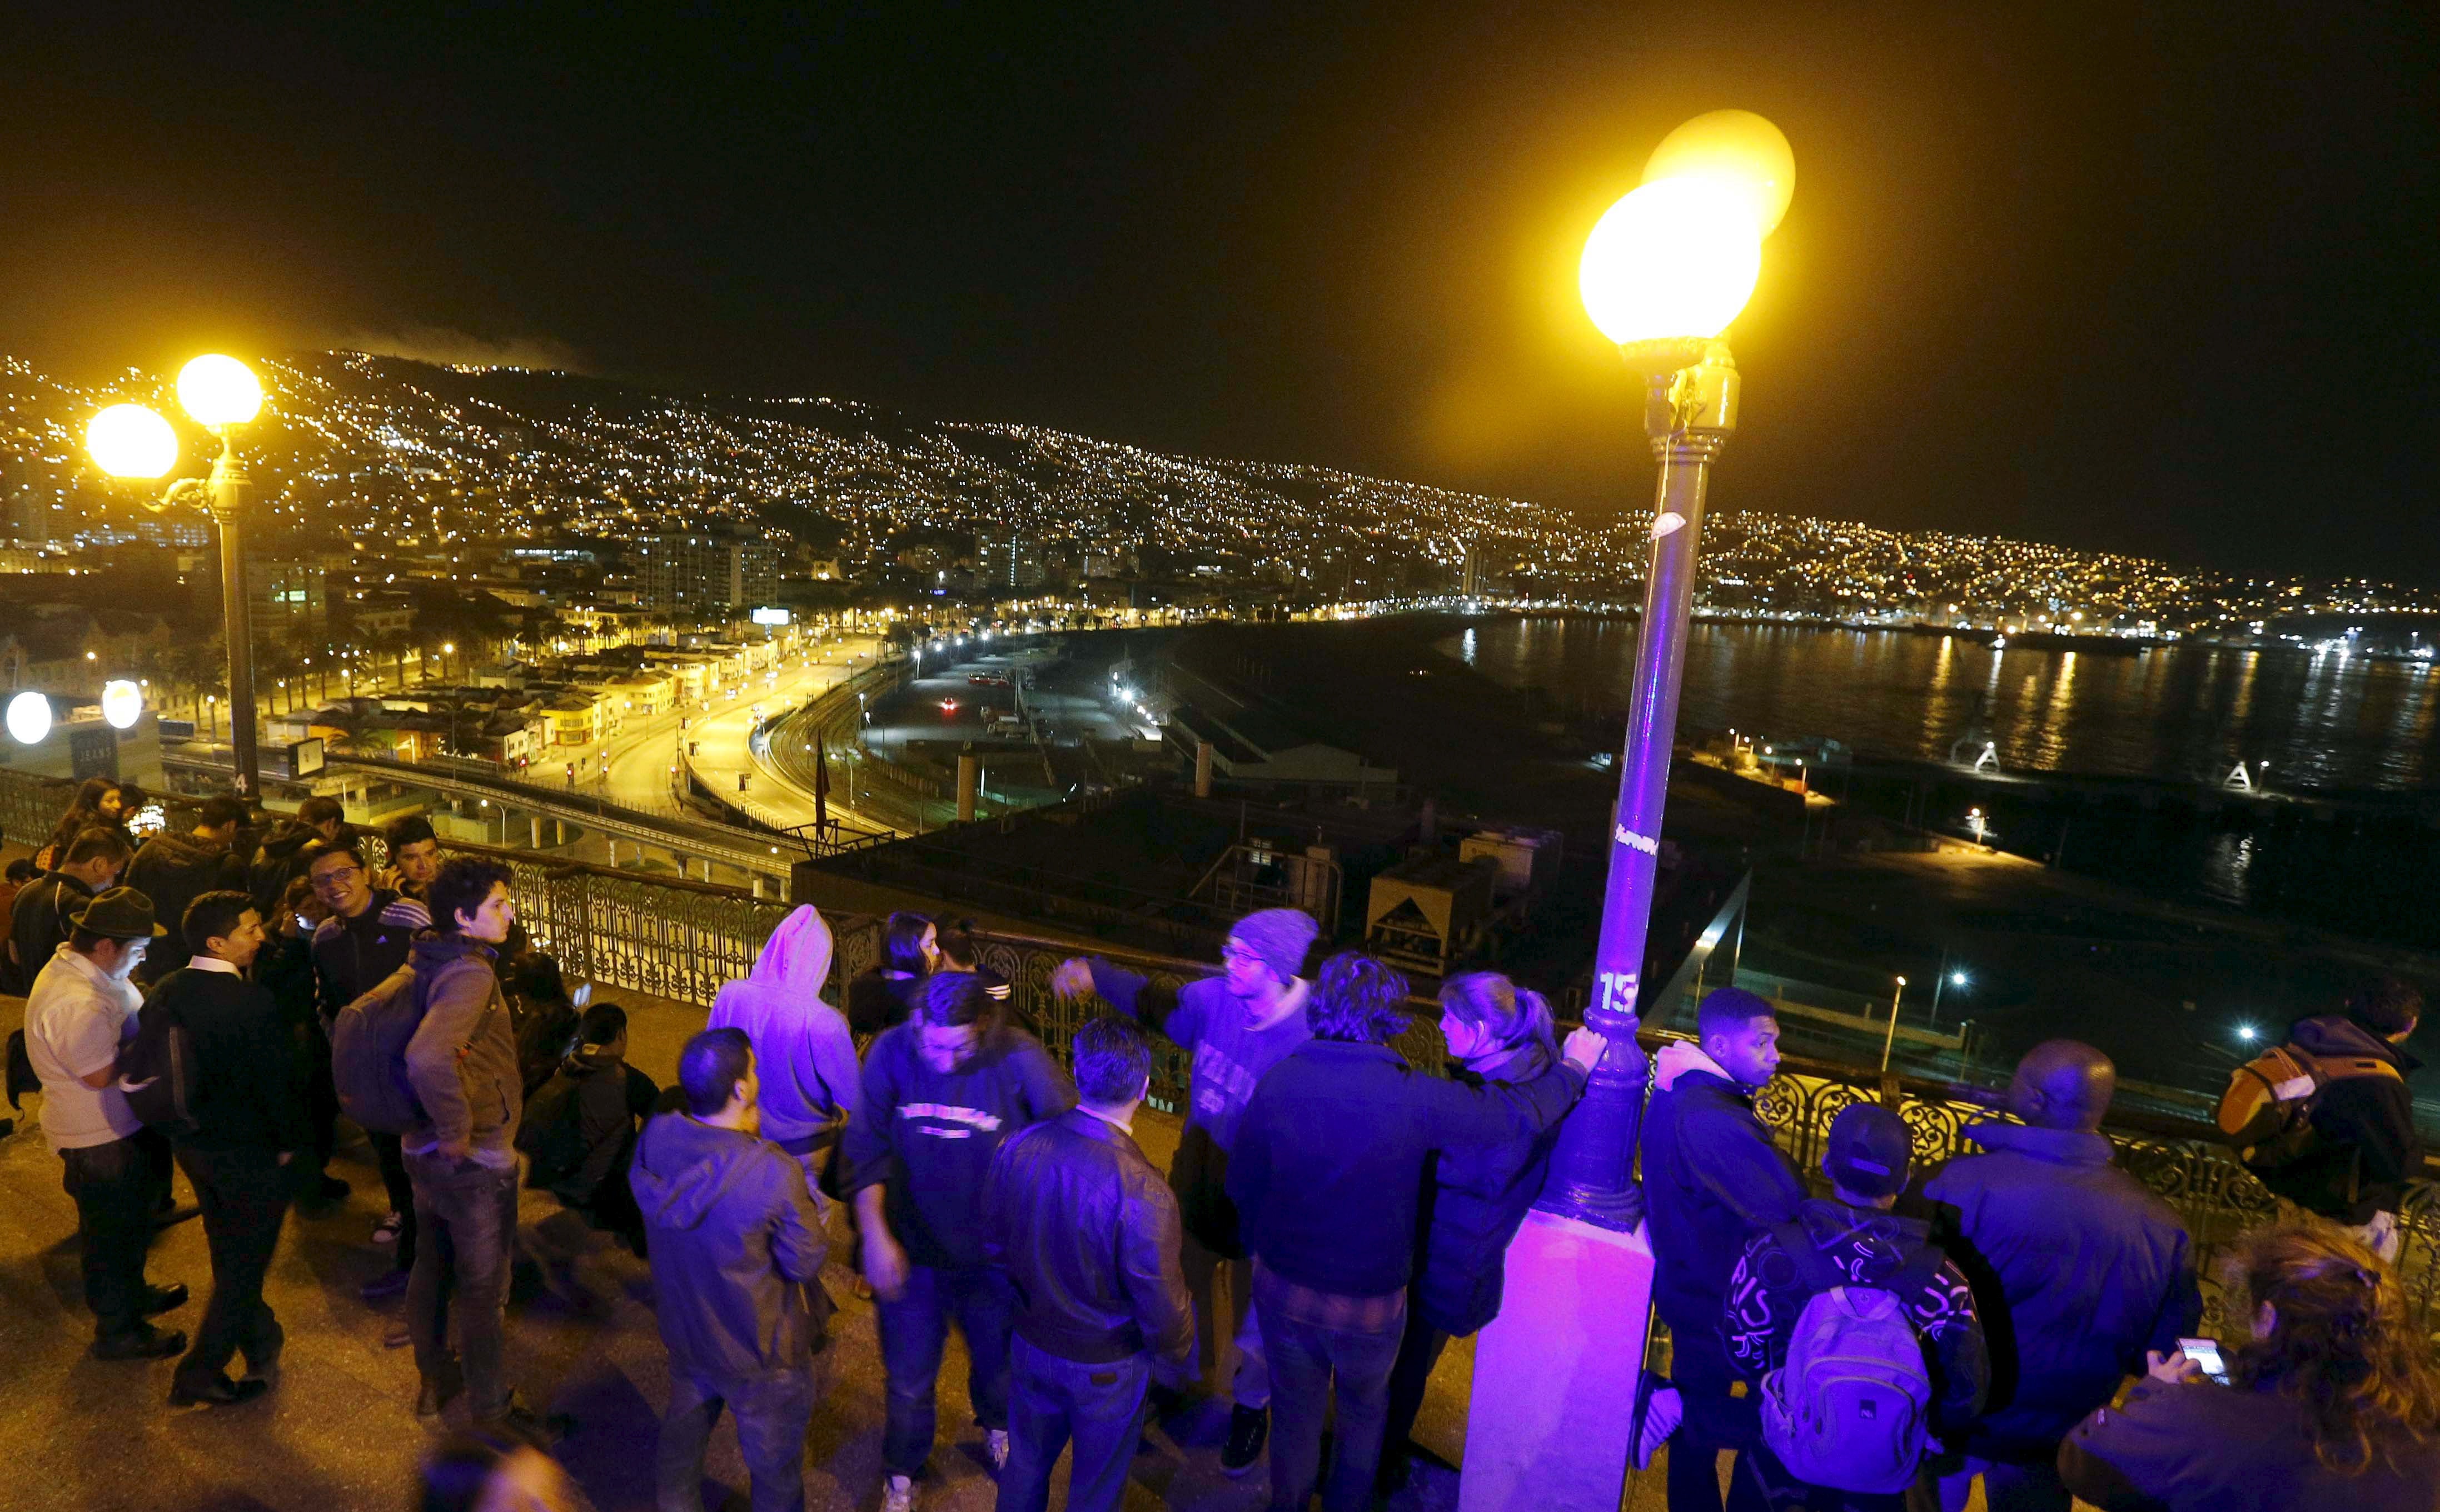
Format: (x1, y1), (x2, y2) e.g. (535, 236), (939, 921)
(2217, 1041), (2402, 1180)
(1758, 1222), (1946, 1495)
(330, 965), (428, 1134)
(121, 997), (201, 1137)
(516, 1070), (588, 1190)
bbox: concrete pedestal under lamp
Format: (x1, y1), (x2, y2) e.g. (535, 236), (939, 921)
(1458, 1211), (1656, 1512)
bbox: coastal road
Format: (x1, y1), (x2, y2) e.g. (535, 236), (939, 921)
(679, 637), (900, 839)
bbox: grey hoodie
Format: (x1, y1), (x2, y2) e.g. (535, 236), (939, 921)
(631, 1111), (828, 1377)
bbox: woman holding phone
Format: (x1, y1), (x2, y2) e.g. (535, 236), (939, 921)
(2057, 1222), (2440, 1509)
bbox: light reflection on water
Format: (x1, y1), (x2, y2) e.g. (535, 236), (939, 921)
(1446, 618), (2440, 790)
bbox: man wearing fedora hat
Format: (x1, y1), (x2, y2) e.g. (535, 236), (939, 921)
(23, 886), (192, 1359)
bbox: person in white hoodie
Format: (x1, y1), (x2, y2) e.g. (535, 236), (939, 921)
(709, 906), (864, 1214)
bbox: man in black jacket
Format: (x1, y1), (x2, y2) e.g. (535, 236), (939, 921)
(632, 1027), (828, 1512)
(2259, 978), (2424, 1256)
(152, 890), (307, 1408)
(127, 796), (249, 983)
(1226, 952), (1597, 1512)
(302, 837), (427, 1263)
(1921, 1040), (2197, 1512)
(1639, 987), (1805, 1512)
(983, 1017), (1194, 1512)
(6, 825), (130, 995)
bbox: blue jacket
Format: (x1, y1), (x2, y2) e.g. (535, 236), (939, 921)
(1638, 1041), (1804, 1333)
(1921, 1120), (2200, 1459)
(1226, 1037), (1585, 1299)
(1412, 1040), (1567, 1336)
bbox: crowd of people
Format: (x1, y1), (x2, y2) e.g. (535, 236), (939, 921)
(1636, 984), (2440, 1511)
(10, 786), (2440, 1512)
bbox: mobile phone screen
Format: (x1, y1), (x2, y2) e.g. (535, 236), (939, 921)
(2177, 1337), (2229, 1384)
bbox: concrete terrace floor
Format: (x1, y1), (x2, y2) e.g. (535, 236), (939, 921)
(0, 980), (1516, 1512)
(0, 964), (2041, 1512)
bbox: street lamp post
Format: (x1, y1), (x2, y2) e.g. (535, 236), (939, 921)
(1463, 111), (1791, 1512)
(86, 355), (267, 795)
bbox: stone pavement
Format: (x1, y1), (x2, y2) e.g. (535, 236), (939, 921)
(0, 982), (1518, 1512)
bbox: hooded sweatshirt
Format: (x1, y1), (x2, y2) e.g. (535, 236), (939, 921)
(126, 830), (247, 981)
(840, 1022), (1074, 1269)
(1639, 1039), (1805, 1333)
(708, 906), (863, 1151)
(2265, 1013), (2424, 1223)
(631, 1112), (828, 1376)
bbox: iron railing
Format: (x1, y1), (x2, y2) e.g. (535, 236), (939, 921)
(9, 764), (2433, 1327)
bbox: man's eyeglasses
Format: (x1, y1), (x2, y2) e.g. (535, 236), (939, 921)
(310, 866), (361, 887)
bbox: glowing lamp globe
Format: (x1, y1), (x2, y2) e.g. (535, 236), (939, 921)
(1578, 176), (1763, 346)
(101, 679), (144, 730)
(176, 353), (263, 427)
(1641, 109), (1795, 237)
(6, 690), (51, 746)
(86, 403), (180, 480)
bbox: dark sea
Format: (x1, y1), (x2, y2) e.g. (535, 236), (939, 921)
(1437, 615), (2440, 949)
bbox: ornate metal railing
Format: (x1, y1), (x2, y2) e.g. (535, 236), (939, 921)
(14, 763), (2432, 1327)
(1736, 1050), (2439, 1333)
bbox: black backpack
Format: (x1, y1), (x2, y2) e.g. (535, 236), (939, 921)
(121, 997), (201, 1137)
(516, 1070), (588, 1190)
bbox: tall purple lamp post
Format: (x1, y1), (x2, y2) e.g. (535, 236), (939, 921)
(1537, 111), (1795, 1231)
(1461, 109), (1794, 1512)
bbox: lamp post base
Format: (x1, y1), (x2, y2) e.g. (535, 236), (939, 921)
(1457, 1209), (1656, 1512)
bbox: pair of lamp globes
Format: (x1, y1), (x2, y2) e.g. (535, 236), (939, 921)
(86, 352), (263, 479)
(1577, 108), (1794, 365)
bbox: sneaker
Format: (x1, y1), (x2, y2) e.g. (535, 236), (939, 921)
(1221, 1404), (1268, 1477)
(984, 1428), (1010, 1474)
(1630, 1376), (1682, 1471)
(373, 1211), (405, 1245)
(360, 1268), (411, 1301)
(882, 1474), (916, 1512)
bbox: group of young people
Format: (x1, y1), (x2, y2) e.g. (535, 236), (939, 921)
(1639, 984), (2440, 1511)
(21, 784), (2440, 1512)
(663, 901), (1604, 1512)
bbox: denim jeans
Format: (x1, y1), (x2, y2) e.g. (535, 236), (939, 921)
(998, 1335), (1149, 1512)
(1259, 1296), (1406, 1512)
(172, 1144), (291, 1391)
(875, 1261), (1016, 1478)
(59, 1135), (160, 1339)
(1380, 1309), (1451, 1479)
(405, 1150), (520, 1418)
(658, 1365), (818, 1512)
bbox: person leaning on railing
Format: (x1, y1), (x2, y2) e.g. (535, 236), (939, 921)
(2057, 1222), (2440, 1510)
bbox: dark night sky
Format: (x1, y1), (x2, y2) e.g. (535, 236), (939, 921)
(4, 4), (2434, 580)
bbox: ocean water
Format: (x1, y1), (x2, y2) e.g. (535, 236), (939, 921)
(1445, 616), (2440, 792)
